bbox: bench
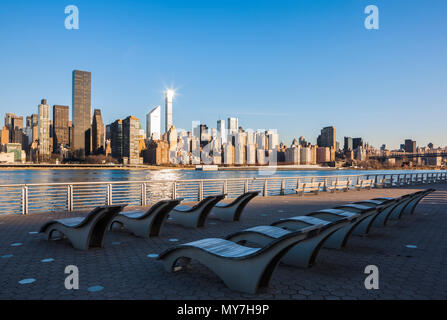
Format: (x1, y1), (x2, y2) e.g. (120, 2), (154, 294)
(354, 179), (374, 190)
(294, 182), (322, 196)
(327, 180), (351, 193)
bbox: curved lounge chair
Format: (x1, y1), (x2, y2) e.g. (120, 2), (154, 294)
(157, 225), (319, 294)
(401, 189), (435, 216)
(39, 205), (126, 250)
(170, 195), (226, 228)
(226, 215), (351, 268)
(304, 209), (361, 249)
(209, 191), (260, 222)
(110, 199), (182, 238)
(351, 198), (397, 228)
(373, 193), (419, 222)
(332, 204), (380, 236)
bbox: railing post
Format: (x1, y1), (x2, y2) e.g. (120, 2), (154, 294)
(173, 181), (177, 199)
(280, 179), (285, 196)
(141, 183), (147, 206)
(107, 184), (112, 205)
(67, 185), (73, 212)
(199, 181), (204, 201)
(245, 179), (249, 193)
(22, 186), (28, 215)
(323, 178), (328, 192)
(223, 180), (228, 196)
(263, 179), (268, 197)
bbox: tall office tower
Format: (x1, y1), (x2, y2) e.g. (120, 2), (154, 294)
(72, 70), (92, 157)
(165, 90), (175, 133)
(404, 139), (417, 153)
(344, 137), (353, 151)
(53, 105), (70, 152)
(317, 126), (336, 149)
(217, 119), (227, 144)
(123, 116), (140, 165)
(227, 117), (238, 135)
(267, 131), (279, 150)
(0, 126), (9, 145)
(146, 106), (161, 140)
(111, 119), (123, 161)
(92, 109), (105, 154)
(37, 99), (50, 159)
(4, 113), (15, 139)
(352, 137), (364, 150)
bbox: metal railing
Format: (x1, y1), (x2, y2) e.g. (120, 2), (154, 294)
(0, 171), (446, 215)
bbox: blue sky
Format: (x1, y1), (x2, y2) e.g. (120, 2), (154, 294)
(0, 0), (446, 149)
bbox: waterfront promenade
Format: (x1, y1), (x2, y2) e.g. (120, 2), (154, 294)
(0, 184), (446, 300)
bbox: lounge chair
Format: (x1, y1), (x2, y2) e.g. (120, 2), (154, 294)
(332, 204), (380, 235)
(226, 215), (352, 268)
(401, 189), (435, 216)
(169, 195), (226, 228)
(39, 205), (126, 250)
(109, 199), (182, 238)
(351, 198), (398, 228)
(271, 209), (360, 250)
(209, 191), (259, 222)
(373, 192), (421, 221)
(157, 224), (320, 294)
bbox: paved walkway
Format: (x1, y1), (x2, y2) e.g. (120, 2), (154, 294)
(0, 184), (446, 300)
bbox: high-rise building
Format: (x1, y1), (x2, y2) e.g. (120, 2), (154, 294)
(344, 137), (353, 151)
(53, 105), (70, 152)
(122, 116), (140, 165)
(72, 70), (92, 157)
(217, 119), (227, 144)
(92, 109), (105, 154)
(165, 90), (174, 133)
(353, 138), (364, 150)
(0, 126), (9, 145)
(404, 139), (416, 153)
(146, 106), (161, 140)
(317, 126), (336, 149)
(37, 99), (51, 159)
(227, 117), (238, 135)
(110, 119), (123, 161)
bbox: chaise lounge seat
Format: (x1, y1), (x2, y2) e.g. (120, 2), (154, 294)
(332, 204), (380, 236)
(109, 199), (182, 238)
(169, 195), (226, 228)
(373, 192), (424, 222)
(226, 215), (353, 268)
(39, 205), (126, 250)
(350, 198), (398, 228)
(157, 224), (320, 294)
(209, 191), (259, 222)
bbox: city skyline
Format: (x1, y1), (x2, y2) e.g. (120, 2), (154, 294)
(0, 1), (446, 149)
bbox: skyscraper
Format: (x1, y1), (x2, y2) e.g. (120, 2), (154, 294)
(122, 116), (140, 165)
(53, 105), (70, 152)
(317, 126), (336, 149)
(146, 106), (161, 140)
(217, 119), (227, 144)
(111, 119), (123, 161)
(227, 117), (238, 135)
(404, 139), (416, 153)
(92, 109), (105, 154)
(165, 90), (174, 133)
(38, 99), (50, 159)
(344, 137), (353, 151)
(72, 70), (92, 157)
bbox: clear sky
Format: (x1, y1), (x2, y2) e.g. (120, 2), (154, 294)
(0, 0), (446, 149)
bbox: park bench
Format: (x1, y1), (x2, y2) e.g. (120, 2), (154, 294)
(294, 182), (322, 196)
(354, 179), (374, 190)
(327, 179), (351, 193)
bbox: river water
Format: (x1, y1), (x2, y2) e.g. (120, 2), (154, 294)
(0, 168), (442, 185)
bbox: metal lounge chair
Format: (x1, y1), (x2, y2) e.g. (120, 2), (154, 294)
(373, 192), (421, 221)
(209, 191), (259, 222)
(303, 209), (361, 249)
(169, 195), (226, 228)
(351, 198), (398, 228)
(39, 204), (126, 250)
(226, 215), (352, 268)
(332, 203), (380, 236)
(157, 224), (320, 294)
(109, 199), (182, 238)
(401, 189), (435, 216)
